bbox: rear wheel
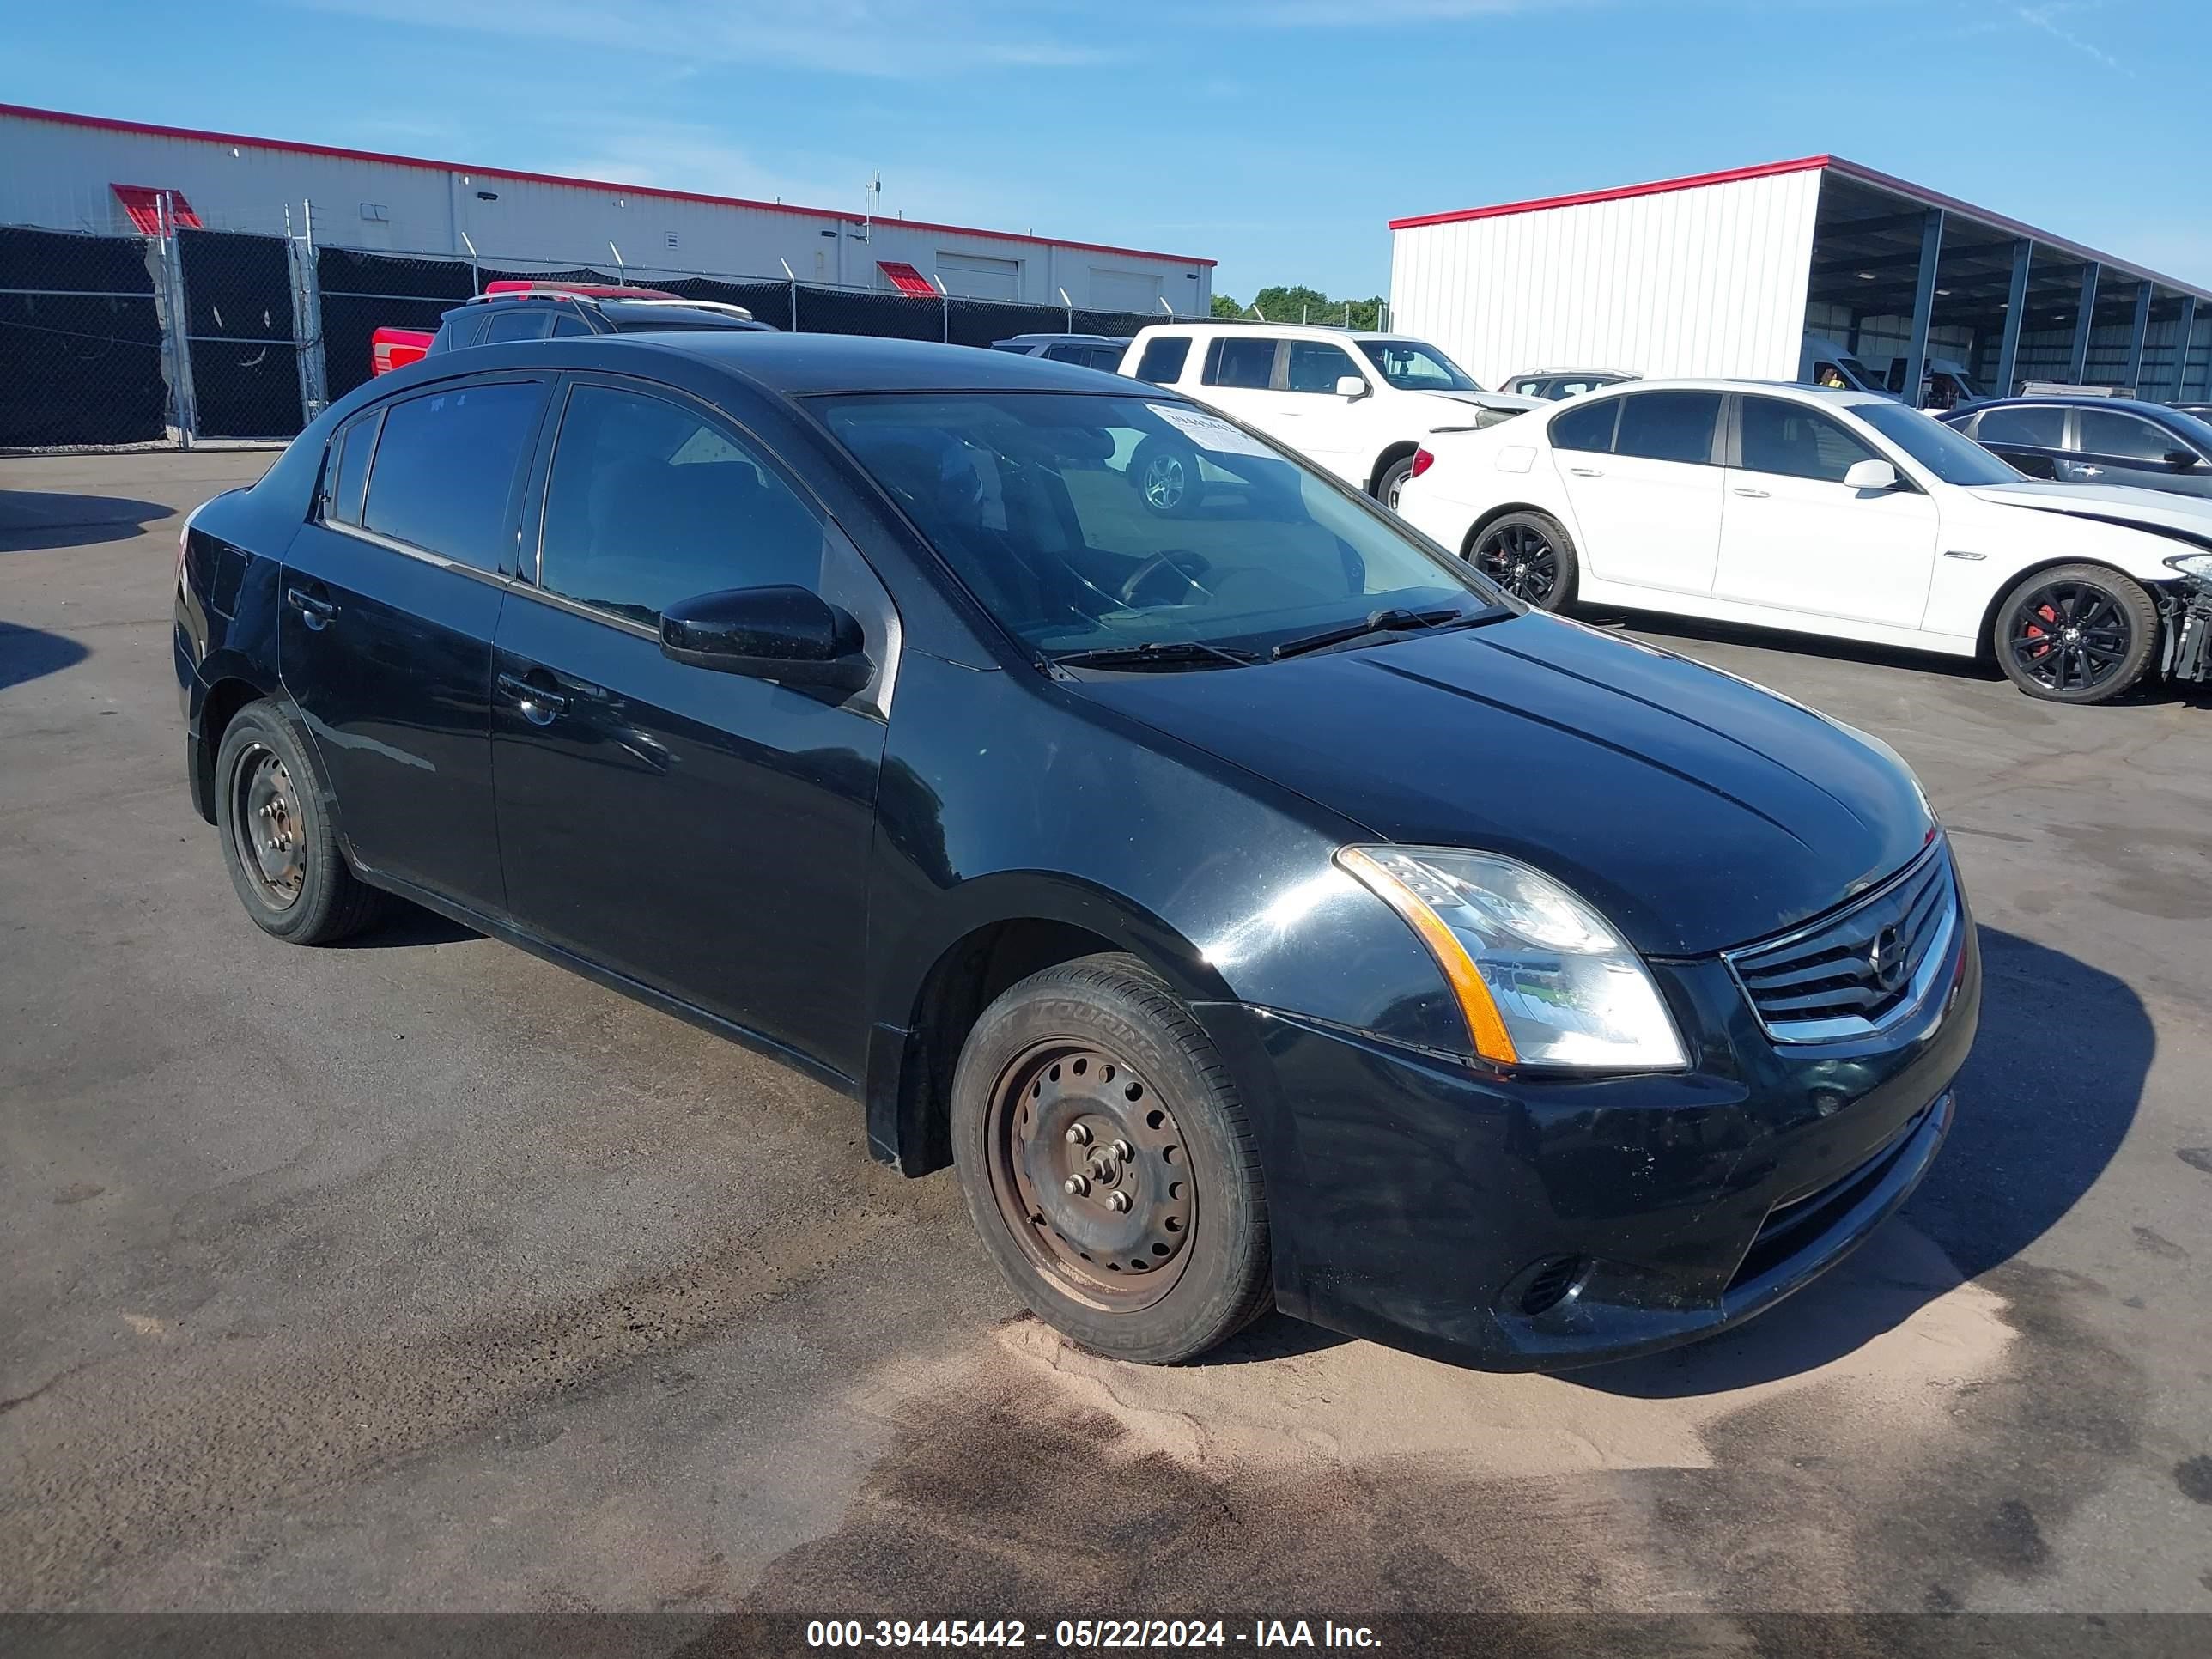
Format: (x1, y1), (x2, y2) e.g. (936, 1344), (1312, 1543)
(951, 953), (1270, 1364)
(214, 702), (385, 944)
(1376, 455), (1415, 513)
(1992, 563), (2159, 704)
(1470, 510), (1578, 611)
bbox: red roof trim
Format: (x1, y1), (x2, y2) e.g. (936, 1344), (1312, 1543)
(0, 102), (1216, 268)
(1388, 155), (1832, 230)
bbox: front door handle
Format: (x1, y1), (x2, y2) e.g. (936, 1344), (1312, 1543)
(497, 671), (569, 725)
(1566, 465), (1603, 477)
(1731, 486), (1771, 499)
(285, 586), (337, 629)
(2074, 465), (2102, 477)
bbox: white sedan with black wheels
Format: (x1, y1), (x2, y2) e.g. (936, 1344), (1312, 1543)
(1395, 379), (2212, 704)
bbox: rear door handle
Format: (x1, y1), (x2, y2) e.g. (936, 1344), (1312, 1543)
(1566, 465), (1603, 477)
(285, 586), (337, 629)
(497, 671), (569, 724)
(1731, 486), (1771, 499)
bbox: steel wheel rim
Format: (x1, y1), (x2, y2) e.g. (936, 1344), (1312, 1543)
(1142, 453), (1188, 511)
(1386, 471), (1407, 511)
(229, 743), (306, 908)
(1474, 523), (1559, 604)
(2007, 580), (2132, 693)
(983, 1040), (1195, 1312)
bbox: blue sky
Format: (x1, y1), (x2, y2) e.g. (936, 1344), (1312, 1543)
(6, 1), (2208, 300)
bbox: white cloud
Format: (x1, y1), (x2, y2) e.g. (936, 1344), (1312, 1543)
(2014, 2), (2124, 70)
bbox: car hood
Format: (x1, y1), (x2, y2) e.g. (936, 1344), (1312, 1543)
(1071, 613), (1932, 957)
(1966, 481), (2212, 541)
(1424, 389), (1547, 419)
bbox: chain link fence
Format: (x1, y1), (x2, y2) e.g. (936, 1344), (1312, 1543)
(3, 222), (1184, 450)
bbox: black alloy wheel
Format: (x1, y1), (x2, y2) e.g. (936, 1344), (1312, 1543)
(1994, 564), (2159, 704)
(1474, 516), (1569, 607)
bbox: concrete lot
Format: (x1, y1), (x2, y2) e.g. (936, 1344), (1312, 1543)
(3, 449), (2210, 1623)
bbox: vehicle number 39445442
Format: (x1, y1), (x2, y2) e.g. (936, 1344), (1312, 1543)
(805, 1619), (1235, 1647)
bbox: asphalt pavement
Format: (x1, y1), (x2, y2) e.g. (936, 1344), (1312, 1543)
(3, 450), (2209, 1634)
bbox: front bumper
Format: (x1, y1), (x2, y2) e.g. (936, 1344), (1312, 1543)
(1196, 903), (1980, 1372)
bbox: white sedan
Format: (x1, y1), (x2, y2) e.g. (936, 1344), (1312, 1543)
(1395, 379), (2212, 704)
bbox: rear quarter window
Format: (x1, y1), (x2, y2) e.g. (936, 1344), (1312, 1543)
(1549, 397), (1620, 453)
(1133, 337), (1189, 385)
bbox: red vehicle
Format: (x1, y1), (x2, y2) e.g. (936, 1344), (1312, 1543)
(369, 281), (765, 374)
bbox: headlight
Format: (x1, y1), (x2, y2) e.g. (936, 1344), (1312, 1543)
(2166, 552), (2212, 584)
(1337, 846), (1686, 1072)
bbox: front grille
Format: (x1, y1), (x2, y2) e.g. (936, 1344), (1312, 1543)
(1725, 842), (1959, 1043)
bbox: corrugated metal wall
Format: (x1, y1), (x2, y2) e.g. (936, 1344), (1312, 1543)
(1389, 169), (1822, 386)
(0, 112), (1212, 313)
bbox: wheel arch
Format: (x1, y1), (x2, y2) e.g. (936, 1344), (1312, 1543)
(189, 656), (283, 826)
(1368, 440), (1422, 497)
(1459, 501), (1558, 558)
(863, 874), (1232, 1176)
(1972, 555), (2165, 665)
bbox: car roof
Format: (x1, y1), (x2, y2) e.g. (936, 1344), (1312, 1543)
(1132, 322), (1413, 344)
(1958, 394), (2183, 415)
(596, 300), (768, 330)
(1547, 376), (1885, 407)
(994, 333), (1121, 346)
(1510, 368), (1634, 380)
(588, 331), (1155, 394)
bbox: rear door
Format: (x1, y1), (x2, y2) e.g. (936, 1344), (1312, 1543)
(1194, 333), (1283, 431)
(1713, 394), (1938, 629)
(489, 375), (891, 1073)
(280, 374), (549, 909)
(2069, 407), (2212, 496)
(1550, 389), (1725, 597)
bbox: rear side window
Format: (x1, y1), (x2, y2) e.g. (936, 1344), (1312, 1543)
(1082, 345), (1124, 371)
(1549, 397), (1620, 453)
(1204, 337), (1276, 390)
(550, 312), (595, 337)
(483, 307), (553, 343)
(362, 380), (544, 572)
(1975, 405), (2064, 446)
(1737, 397), (1879, 483)
(538, 383), (824, 627)
(1133, 337), (1189, 385)
(1613, 392), (1721, 464)
(325, 410), (378, 526)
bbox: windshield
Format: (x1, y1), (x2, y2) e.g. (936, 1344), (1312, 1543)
(820, 392), (1499, 662)
(1853, 399), (2024, 487)
(1358, 339), (1485, 393)
(2164, 408), (2212, 454)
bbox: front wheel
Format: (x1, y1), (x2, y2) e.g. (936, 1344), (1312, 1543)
(1469, 510), (1578, 611)
(1992, 563), (2159, 703)
(950, 954), (1271, 1364)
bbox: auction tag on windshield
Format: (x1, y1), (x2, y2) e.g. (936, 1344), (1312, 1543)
(1147, 403), (1277, 459)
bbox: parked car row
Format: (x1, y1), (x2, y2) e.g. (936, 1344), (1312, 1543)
(178, 329), (1985, 1374)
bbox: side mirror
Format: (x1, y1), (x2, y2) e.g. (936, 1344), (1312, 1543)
(1334, 374), (1370, 400)
(2165, 450), (2201, 470)
(1844, 458), (1899, 492)
(660, 585), (872, 693)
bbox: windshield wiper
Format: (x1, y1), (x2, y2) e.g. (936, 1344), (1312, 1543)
(1048, 640), (1261, 672)
(1269, 604), (1506, 662)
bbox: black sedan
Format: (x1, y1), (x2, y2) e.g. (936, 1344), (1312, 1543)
(1942, 395), (2212, 497)
(175, 331), (1979, 1370)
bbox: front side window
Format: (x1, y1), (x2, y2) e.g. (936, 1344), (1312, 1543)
(1358, 340), (1482, 392)
(1613, 392), (1721, 465)
(1133, 337), (1189, 385)
(538, 383), (823, 627)
(1549, 397), (1620, 453)
(1738, 397), (1879, 483)
(1285, 340), (1363, 395)
(483, 307), (553, 343)
(2078, 409), (2186, 462)
(1204, 337), (1277, 389)
(1976, 405), (2065, 447)
(823, 392), (1498, 662)
(361, 380), (544, 571)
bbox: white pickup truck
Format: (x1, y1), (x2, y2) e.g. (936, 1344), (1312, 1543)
(1115, 322), (1541, 513)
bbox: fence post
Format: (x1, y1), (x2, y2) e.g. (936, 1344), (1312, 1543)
(155, 194), (199, 448)
(287, 232), (329, 424)
(790, 279), (799, 333)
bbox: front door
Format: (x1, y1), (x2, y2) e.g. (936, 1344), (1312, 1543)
(489, 377), (890, 1077)
(2068, 406), (2212, 497)
(1713, 394), (1939, 629)
(279, 375), (550, 909)
(1272, 337), (1377, 484)
(1553, 389), (1727, 596)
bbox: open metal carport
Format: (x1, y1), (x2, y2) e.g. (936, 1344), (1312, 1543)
(1389, 156), (2212, 403)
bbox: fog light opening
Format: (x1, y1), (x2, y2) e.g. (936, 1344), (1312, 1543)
(1519, 1255), (1587, 1317)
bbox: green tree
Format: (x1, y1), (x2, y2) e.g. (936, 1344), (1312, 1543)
(1210, 292), (1245, 319)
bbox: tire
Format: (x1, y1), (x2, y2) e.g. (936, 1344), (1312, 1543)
(213, 702), (386, 945)
(950, 952), (1271, 1364)
(1130, 438), (1203, 519)
(1991, 562), (2160, 704)
(1469, 510), (1578, 611)
(1376, 455), (1415, 514)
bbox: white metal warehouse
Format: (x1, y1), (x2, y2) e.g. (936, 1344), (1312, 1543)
(1390, 156), (2212, 403)
(0, 102), (1214, 313)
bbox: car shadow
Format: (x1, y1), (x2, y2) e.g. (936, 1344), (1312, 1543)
(0, 621), (90, 692)
(341, 905), (482, 949)
(0, 490), (175, 553)
(1568, 924), (2148, 1398)
(1578, 605), (1997, 684)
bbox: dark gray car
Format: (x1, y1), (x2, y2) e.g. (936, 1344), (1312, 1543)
(1944, 397), (2212, 497)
